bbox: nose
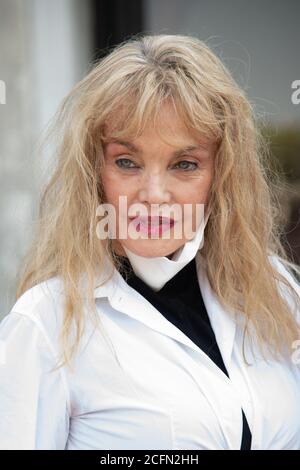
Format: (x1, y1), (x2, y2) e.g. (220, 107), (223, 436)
(137, 172), (172, 206)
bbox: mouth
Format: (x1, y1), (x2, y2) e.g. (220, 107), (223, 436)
(129, 216), (175, 226)
(128, 215), (175, 235)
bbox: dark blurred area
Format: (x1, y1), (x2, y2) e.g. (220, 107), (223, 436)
(261, 124), (300, 265)
(92, 0), (144, 59)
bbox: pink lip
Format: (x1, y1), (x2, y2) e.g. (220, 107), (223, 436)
(129, 216), (175, 236)
(131, 216), (174, 224)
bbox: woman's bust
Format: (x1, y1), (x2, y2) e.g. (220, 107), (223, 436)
(1, 33), (299, 451)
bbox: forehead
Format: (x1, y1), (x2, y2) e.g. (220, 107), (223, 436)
(104, 139), (212, 157)
(103, 112), (211, 151)
(99, 87), (222, 154)
(100, 97), (219, 156)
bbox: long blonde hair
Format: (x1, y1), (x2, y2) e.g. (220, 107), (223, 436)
(16, 33), (300, 369)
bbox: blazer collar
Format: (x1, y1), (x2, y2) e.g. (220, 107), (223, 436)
(93, 251), (237, 380)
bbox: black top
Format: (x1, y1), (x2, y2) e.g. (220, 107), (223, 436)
(117, 255), (252, 450)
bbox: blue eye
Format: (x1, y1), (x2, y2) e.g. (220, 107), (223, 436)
(115, 158), (137, 169)
(115, 158), (199, 171)
(174, 161), (198, 171)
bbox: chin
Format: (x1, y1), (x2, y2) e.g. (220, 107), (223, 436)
(123, 239), (184, 258)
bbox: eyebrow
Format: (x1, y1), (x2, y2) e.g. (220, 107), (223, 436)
(106, 139), (210, 157)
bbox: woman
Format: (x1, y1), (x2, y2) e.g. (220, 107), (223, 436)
(0, 33), (300, 450)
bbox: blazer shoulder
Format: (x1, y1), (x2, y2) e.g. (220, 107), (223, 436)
(7, 277), (66, 343)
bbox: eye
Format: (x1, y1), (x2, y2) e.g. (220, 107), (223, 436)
(115, 158), (138, 169)
(173, 160), (199, 171)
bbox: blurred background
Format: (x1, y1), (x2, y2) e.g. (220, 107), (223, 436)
(0, 0), (299, 318)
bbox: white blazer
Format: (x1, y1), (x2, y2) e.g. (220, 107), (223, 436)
(0, 252), (300, 450)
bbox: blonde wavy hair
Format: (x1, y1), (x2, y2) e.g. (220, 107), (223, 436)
(15, 33), (300, 370)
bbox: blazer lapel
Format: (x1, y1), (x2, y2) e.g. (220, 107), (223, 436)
(195, 252), (237, 374)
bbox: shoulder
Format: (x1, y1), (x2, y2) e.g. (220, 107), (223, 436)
(11, 276), (65, 316)
(1, 277), (66, 354)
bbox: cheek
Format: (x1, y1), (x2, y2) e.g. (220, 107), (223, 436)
(101, 168), (133, 207)
(177, 171), (213, 204)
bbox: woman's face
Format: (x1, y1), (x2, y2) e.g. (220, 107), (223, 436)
(101, 101), (216, 258)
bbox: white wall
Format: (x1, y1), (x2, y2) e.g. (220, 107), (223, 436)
(0, 0), (93, 317)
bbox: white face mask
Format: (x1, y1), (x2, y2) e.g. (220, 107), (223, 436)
(122, 209), (211, 291)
